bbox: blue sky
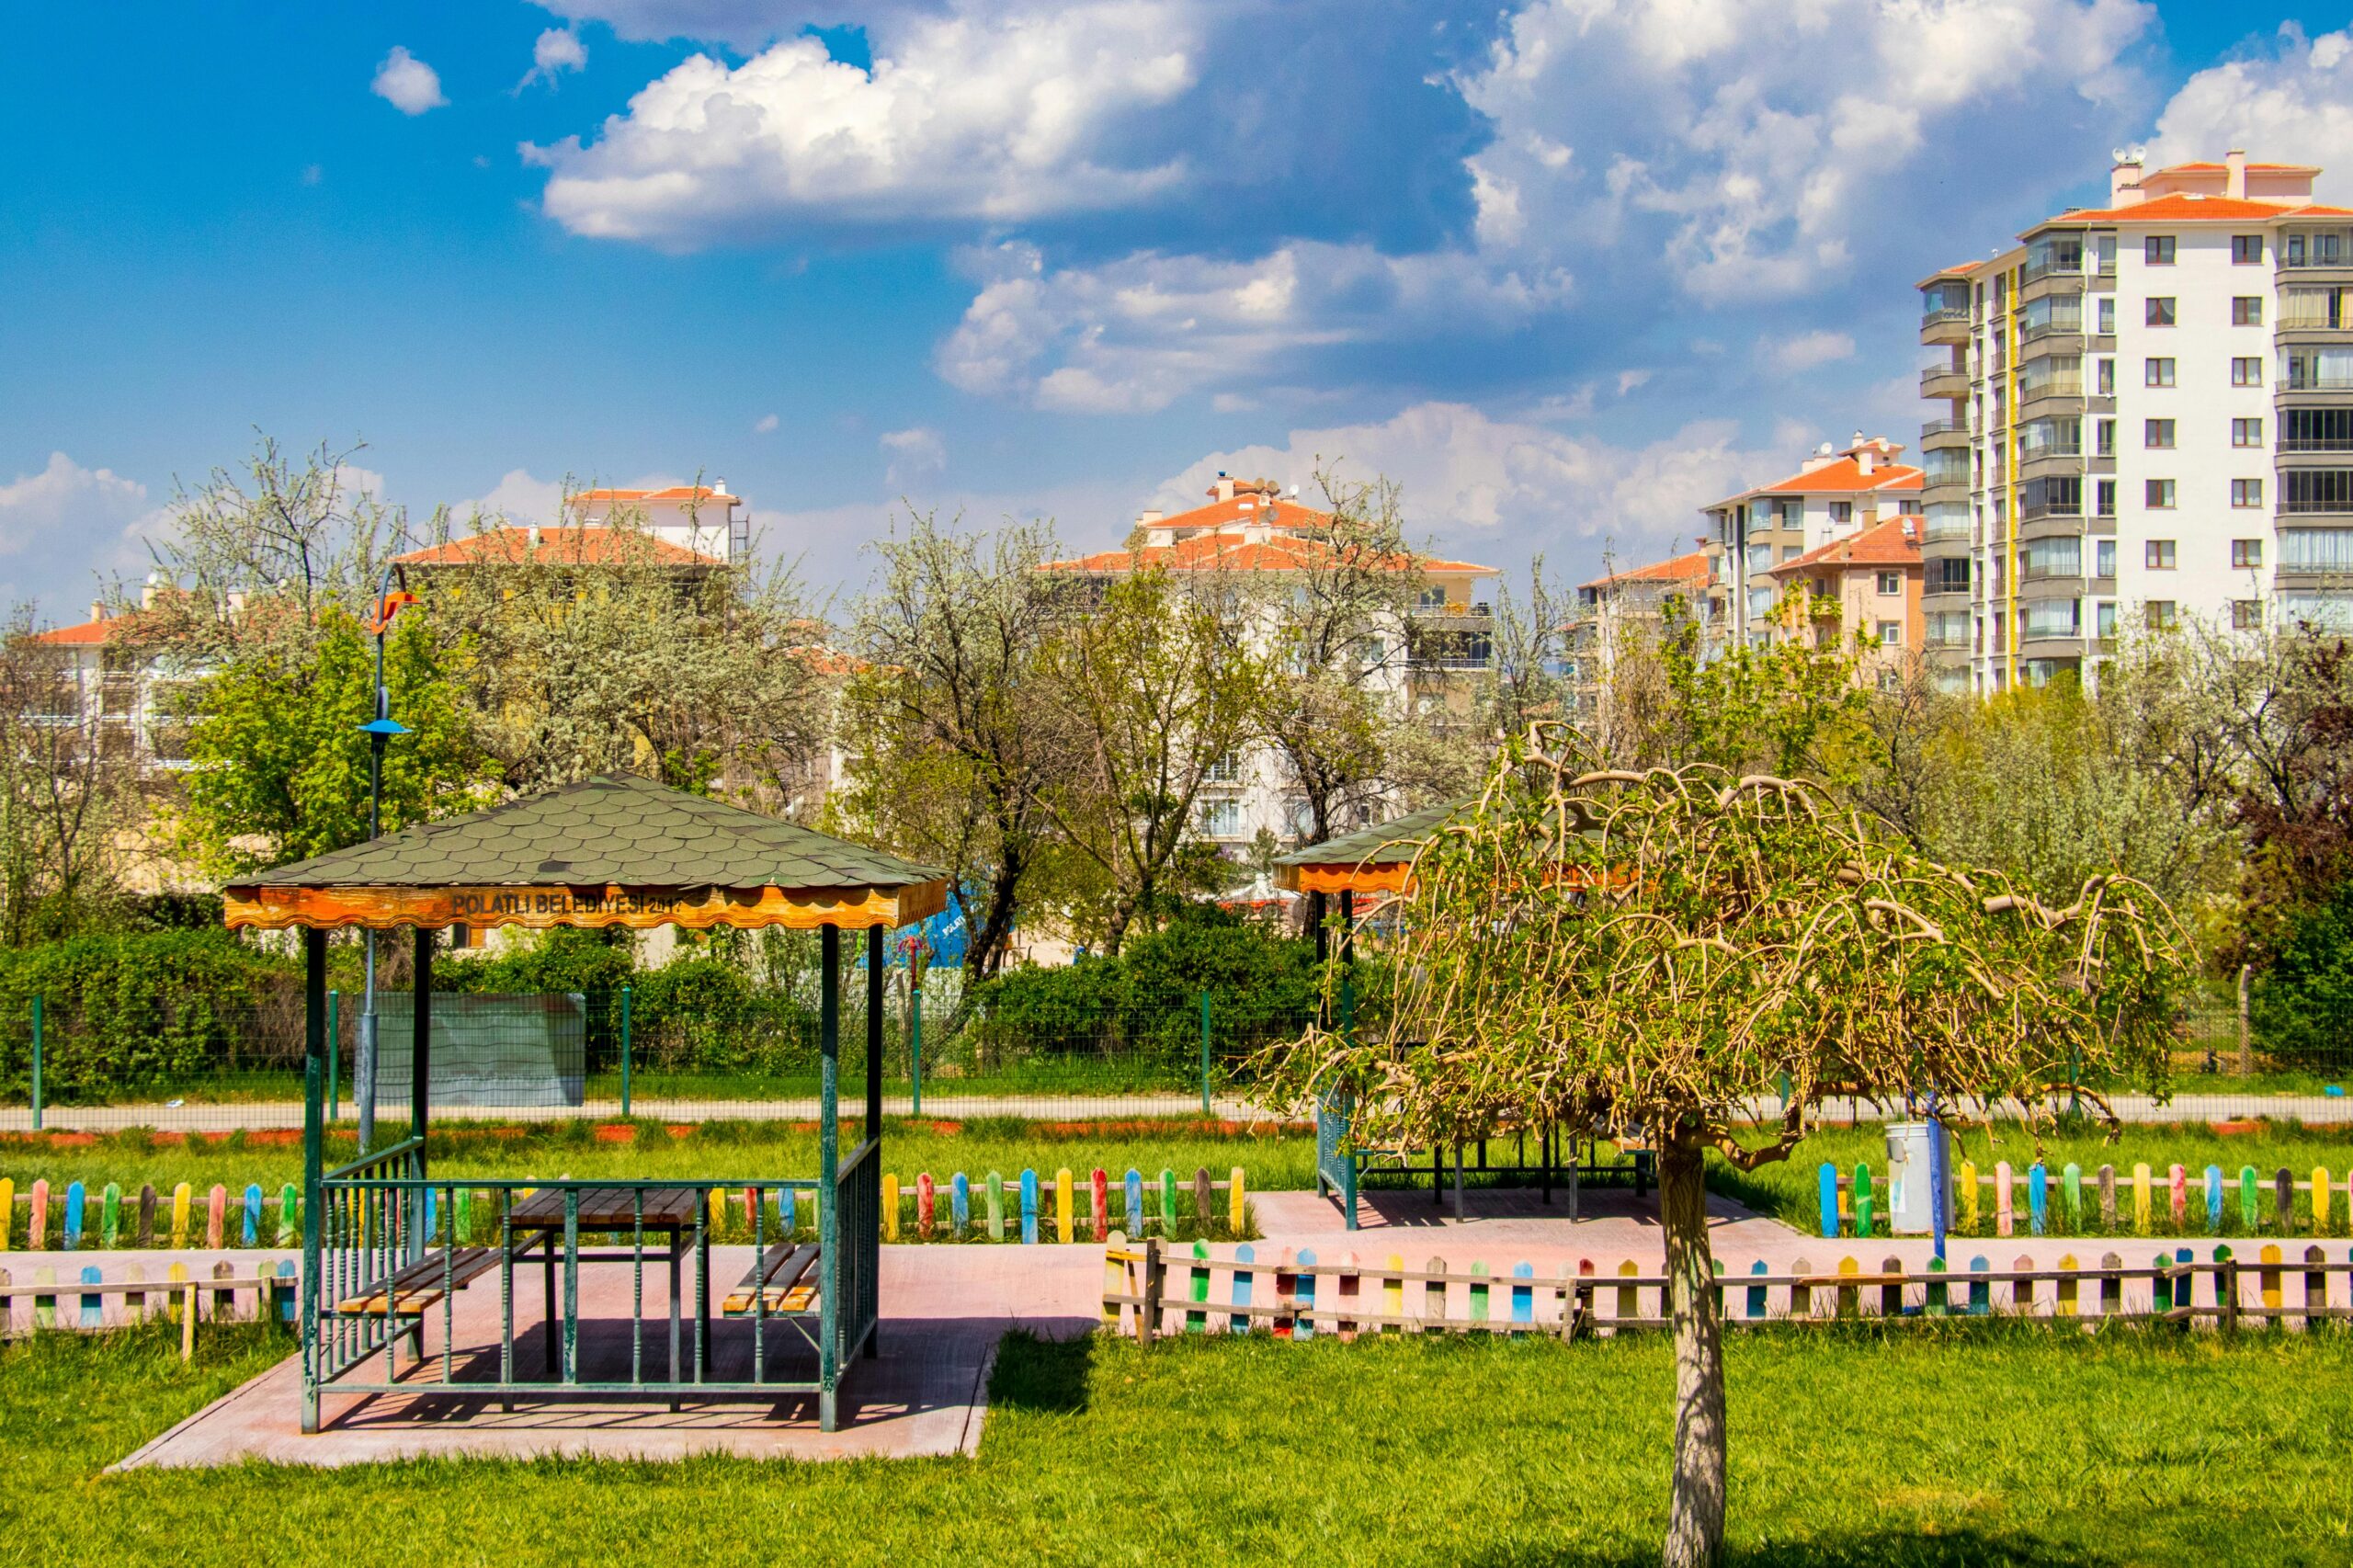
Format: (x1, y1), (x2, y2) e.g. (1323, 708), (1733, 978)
(1, 0), (2343, 617)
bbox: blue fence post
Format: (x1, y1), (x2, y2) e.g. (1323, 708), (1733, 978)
(1199, 991), (1213, 1116)
(910, 988), (923, 1119)
(619, 984), (633, 1118)
(29, 994), (42, 1132)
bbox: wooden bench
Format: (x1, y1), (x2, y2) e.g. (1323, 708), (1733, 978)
(335, 1247), (497, 1317)
(722, 1243), (821, 1316)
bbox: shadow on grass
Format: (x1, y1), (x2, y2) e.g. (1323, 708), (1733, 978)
(987, 1329), (1094, 1415)
(1464, 1531), (2120, 1568)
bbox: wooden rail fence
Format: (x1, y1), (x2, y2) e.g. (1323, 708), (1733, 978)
(0, 1258), (299, 1360)
(1102, 1236), (2353, 1342)
(1822, 1158), (2353, 1240)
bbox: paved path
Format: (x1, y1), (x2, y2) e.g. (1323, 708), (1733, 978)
(8, 1089), (2349, 1134)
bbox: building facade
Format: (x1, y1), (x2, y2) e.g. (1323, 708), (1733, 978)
(1762, 516), (1925, 682)
(1565, 550), (1712, 727)
(1700, 436), (1924, 653)
(1917, 150), (2353, 692)
(1040, 474), (1496, 855)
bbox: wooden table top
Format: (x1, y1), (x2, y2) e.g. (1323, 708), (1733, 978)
(506, 1186), (705, 1232)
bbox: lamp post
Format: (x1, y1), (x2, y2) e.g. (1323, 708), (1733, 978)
(353, 575), (417, 1153)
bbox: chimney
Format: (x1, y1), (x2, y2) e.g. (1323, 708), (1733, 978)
(1857, 447), (1875, 475)
(142, 571), (162, 610)
(87, 600), (104, 625)
(1211, 471), (1236, 502)
(2225, 148), (2248, 200)
(528, 525), (542, 548)
(1137, 509), (1164, 527)
(2109, 151), (2145, 207)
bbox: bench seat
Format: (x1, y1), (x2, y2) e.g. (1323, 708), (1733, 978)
(335, 1247), (497, 1317)
(722, 1242), (821, 1316)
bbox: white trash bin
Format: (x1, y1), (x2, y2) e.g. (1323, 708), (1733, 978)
(1883, 1120), (1955, 1235)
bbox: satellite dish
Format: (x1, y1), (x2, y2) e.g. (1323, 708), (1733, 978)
(1287, 483), (1300, 498)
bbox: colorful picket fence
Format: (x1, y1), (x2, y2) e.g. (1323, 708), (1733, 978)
(875, 1165), (1246, 1244)
(1816, 1159), (2353, 1241)
(1103, 1237), (2353, 1341)
(1, 1178), (301, 1252)
(0, 1256), (299, 1360)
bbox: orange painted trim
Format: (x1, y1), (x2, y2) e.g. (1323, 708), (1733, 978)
(1277, 862), (1415, 895)
(222, 877), (949, 933)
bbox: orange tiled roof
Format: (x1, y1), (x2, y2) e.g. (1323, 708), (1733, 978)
(1754, 458), (1924, 496)
(1579, 550), (1711, 593)
(572, 486), (733, 505)
(32, 616), (117, 647)
(2156, 161), (2317, 174)
(1767, 517), (1924, 577)
(394, 526), (723, 569)
(2036, 194), (2353, 226)
(1043, 532), (1494, 577)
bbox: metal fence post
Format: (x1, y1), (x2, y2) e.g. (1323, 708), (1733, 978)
(620, 984), (633, 1118)
(909, 987), (922, 1118)
(29, 994), (42, 1132)
(326, 990), (340, 1121)
(1199, 990), (1212, 1116)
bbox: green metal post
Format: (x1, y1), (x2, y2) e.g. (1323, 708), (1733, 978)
(1199, 990), (1213, 1116)
(909, 988), (922, 1118)
(817, 925), (840, 1431)
(300, 927), (327, 1434)
(620, 984), (633, 1118)
(28, 994), (41, 1132)
(326, 991), (340, 1121)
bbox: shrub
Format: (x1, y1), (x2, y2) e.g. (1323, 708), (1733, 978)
(2251, 881), (2353, 1066)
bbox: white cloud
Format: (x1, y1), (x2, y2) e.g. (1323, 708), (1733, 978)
(520, 28), (589, 91)
(1157, 402), (1783, 576)
(460, 468), (567, 526)
(937, 241), (1572, 414)
(1763, 329), (1855, 373)
(754, 413), (780, 435)
(0, 453), (165, 615)
(879, 426), (947, 486)
(371, 46), (449, 116)
(531, 3), (1199, 243)
(2148, 25), (2353, 201)
(1457, 0), (2156, 296)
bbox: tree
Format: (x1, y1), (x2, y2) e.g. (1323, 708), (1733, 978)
(0, 616), (146, 941)
(1035, 564), (1267, 954)
(176, 608), (487, 871)
(1389, 560), (1574, 808)
(1264, 726), (2186, 1567)
(839, 516), (1073, 999)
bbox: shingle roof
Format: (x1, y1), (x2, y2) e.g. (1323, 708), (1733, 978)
(1276, 799), (1470, 869)
(1041, 532), (1495, 577)
(1767, 516), (1924, 576)
(2034, 194), (2353, 226)
(395, 527), (722, 569)
(227, 774), (943, 892)
(1579, 550), (1711, 593)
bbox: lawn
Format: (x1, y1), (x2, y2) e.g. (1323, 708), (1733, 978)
(1717, 1119), (2353, 1241)
(4, 1319), (2349, 1565)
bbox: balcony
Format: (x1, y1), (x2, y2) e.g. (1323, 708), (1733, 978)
(2017, 377), (2084, 408)
(1920, 305), (1972, 345)
(1920, 366), (1970, 400)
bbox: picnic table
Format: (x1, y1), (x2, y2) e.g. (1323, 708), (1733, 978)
(504, 1185), (708, 1392)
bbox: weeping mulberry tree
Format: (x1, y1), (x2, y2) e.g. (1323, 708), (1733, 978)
(1264, 725), (2188, 1568)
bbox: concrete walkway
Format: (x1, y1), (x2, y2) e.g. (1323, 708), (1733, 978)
(8, 1088), (2349, 1134)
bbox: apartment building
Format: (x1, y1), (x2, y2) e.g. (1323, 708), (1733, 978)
(1700, 436), (1924, 651)
(1917, 149), (2353, 693)
(1762, 516), (1925, 682)
(1564, 550), (1712, 727)
(1039, 474), (1496, 852)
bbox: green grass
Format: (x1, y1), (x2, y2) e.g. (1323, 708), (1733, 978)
(1718, 1120), (2353, 1241)
(0, 1119), (1320, 1221)
(6, 1319), (2351, 1565)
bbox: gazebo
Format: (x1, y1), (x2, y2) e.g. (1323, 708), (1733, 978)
(222, 774), (946, 1433)
(1274, 800), (1647, 1227)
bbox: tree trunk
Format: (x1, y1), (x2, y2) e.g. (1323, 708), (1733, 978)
(1660, 1128), (1726, 1568)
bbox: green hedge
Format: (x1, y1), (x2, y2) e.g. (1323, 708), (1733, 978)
(2251, 881), (2353, 1067)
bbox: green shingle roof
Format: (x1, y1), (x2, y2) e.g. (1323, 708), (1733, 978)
(226, 774), (945, 892)
(1274, 799), (1472, 869)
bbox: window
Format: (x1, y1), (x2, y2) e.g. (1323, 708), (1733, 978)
(2145, 479), (2176, 509)
(1875, 571), (1903, 597)
(2233, 539), (2265, 569)
(2146, 540), (2177, 570)
(1877, 619), (1903, 646)
(2233, 357), (2264, 387)
(2095, 539), (2117, 578)
(2097, 234), (2118, 272)
(2097, 418), (2117, 456)
(1829, 501), (1852, 524)
(2145, 235), (2176, 265)
(2282, 286), (2352, 329)
(2145, 297), (2176, 327)
(2143, 418), (2175, 449)
(2285, 408), (2353, 451)
(2234, 417), (2266, 448)
(1927, 557), (1971, 595)
(2234, 600), (2263, 631)
(2233, 234), (2264, 265)
(1198, 799), (1242, 838)
(2285, 347), (2353, 390)
(2097, 479), (2118, 517)
(2144, 358), (2176, 387)
(2021, 536), (2082, 581)
(2284, 470), (2353, 514)
(2233, 478), (2265, 509)
(1206, 750), (1242, 783)
(2097, 297), (2116, 335)
(2097, 358), (2116, 395)
(2097, 601), (2119, 638)
(2145, 600), (2178, 630)
(2282, 529), (2353, 570)
(2233, 296), (2264, 325)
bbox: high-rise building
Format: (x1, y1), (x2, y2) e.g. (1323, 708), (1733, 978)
(1917, 150), (2353, 693)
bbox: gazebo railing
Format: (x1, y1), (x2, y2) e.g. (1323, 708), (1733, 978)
(829, 1138), (881, 1374)
(310, 1137), (427, 1393)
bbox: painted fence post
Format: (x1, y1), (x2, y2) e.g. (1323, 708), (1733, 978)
(1470, 1261), (1491, 1329)
(2315, 1167), (2334, 1234)
(2240, 1165), (2259, 1233)
(1994, 1162), (2013, 1238)
(2055, 1254), (2078, 1317)
(2131, 1164), (2151, 1234)
(1090, 1169), (1108, 1243)
(2214, 1244), (2238, 1333)
(1618, 1258), (1640, 1326)
(1229, 1166), (1246, 1237)
(1959, 1161), (1980, 1233)
(1019, 1170), (1040, 1245)
(207, 1185), (227, 1250)
(2097, 1165), (2116, 1231)
(1124, 1169), (1144, 1233)
(170, 1183), (191, 1249)
(2206, 1165), (2224, 1234)
(63, 1182), (85, 1251)
(2063, 1163), (2083, 1232)
(1512, 1262), (1534, 1332)
(983, 1170), (1005, 1241)
(1056, 1167), (1074, 1245)
(1817, 1164), (1838, 1238)
(2167, 1165), (2187, 1232)
(29, 1179), (49, 1250)
(1193, 1169), (1213, 1237)
(951, 1172), (971, 1240)
(1423, 1256), (1447, 1330)
(1232, 1243), (1256, 1334)
(244, 1184), (263, 1248)
(1336, 1252), (1361, 1340)
(916, 1173), (936, 1239)
(137, 1185), (154, 1247)
(1295, 1247), (1318, 1340)
(1967, 1256), (1990, 1316)
(1384, 1255), (1404, 1333)
(2099, 1252), (2123, 1318)
(2277, 1168), (2296, 1236)
(1158, 1168), (1177, 1233)
(79, 1265), (100, 1329)
(1836, 1256), (1860, 1319)
(0, 1176), (12, 1251)
(2259, 1244), (2283, 1322)
(1854, 1165), (1875, 1240)
(1187, 1240), (1209, 1333)
(101, 1184), (120, 1250)
(1926, 1256), (1948, 1316)
(2029, 1164), (2048, 1237)
(881, 1175), (901, 1241)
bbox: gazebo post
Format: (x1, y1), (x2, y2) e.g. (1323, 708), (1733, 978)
(410, 926), (432, 1265)
(865, 923), (883, 1358)
(817, 922), (840, 1432)
(300, 926), (327, 1435)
